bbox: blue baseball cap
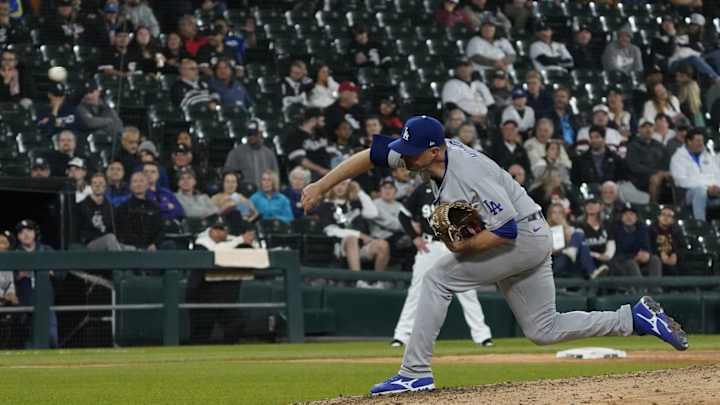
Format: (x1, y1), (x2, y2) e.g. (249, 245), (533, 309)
(512, 87), (527, 99)
(388, 116), (445, 156)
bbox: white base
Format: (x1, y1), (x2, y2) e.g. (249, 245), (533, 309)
(556, 347), (627, 360)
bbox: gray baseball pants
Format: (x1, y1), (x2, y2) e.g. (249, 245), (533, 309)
(399, 214), (635, 378)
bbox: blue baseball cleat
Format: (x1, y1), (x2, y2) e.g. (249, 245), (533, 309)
(370, 375), (435, 396)
(632, 296), (688, 351)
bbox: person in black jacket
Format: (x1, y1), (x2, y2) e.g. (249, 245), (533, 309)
(114, 126), (141, 181)
(348, 23), (388, 68)
(571, 125), (625, 186)
(626, 119), (672, 202)
(37, 82), (78, 137)
(77, 173), (136, 251)
(568, 24), (599, 70)
(40, 0), (85, 46)
(170, 58), (219, 109)
(489, 118), (531, 175)
(0, 48), (34, 106)
(648, 206), (683, 276)
(280, 60), (314, 111)
(284, 107), (333, 180)
(115, 171), (164, 250)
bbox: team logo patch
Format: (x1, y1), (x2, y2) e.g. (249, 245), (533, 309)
(402, 127), (410, 141)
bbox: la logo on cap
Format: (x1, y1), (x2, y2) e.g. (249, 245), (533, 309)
(401, 127), (410, 141)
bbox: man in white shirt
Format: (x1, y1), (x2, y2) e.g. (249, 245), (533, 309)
(529, 22), (573, 72)
(441, 60), (495, 126)
(575, 105), (624, 156)
(670, 129), (720, 221)
(502, 88), (535, 136)
(465, 18), (516, 75)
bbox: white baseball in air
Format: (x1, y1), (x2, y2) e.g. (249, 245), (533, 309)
(48, 66), (68, 82)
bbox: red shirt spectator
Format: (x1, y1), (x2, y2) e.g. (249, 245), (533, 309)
(178, 15), (208, 57)
(435, 0), (470, 28)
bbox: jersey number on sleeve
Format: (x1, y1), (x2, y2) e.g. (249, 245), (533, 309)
(483, 200), (504, 216)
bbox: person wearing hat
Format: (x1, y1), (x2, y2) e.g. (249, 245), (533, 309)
(224, 119), (278, 188)
(30, 157), (51, 178)
(489, 118), (531, 175)
(37, 82), (78, 137)
(348, 23), (388, 68)
(571, 125), (624, 187)
(170, 57), (219, 109)
(568, 24), (598, 70)
(80, 1), (120, 49)
(136, 140), (171, 190)
(626, 116), (671, 203)
(575, 104), (624, 155)
(197, 26), (236, 77)
(488, 68), (512, 109)
(167, 143), (201, 192)
(40, 0), (83, 46)
(325, 80), (364, 137)
(208, 57), (252, 108)
(441, 59), (494, 127)
(606, 86), (634, 139)
(465, 17), (516, 75)
(435, 0), (469, 28)
(123, 0), (160, 38)
(0, 230), (18, 306)
(98, 21), (138, 76)
(76, 78), (123, 137)
(666, 115), (690, 156)
(378, 96), (403, 135)
(502, 87), (535, 136)
(67, 156), (92, 203)
(685, 12), (720, 75)
(14, 219), (65, 348)
(529, 21), (574, 72)
(175, 166), (218, 220)
(611, 203), (662, 279)
(670, 128), (720, 222)
(302, 115), (689, 395)
(280, 60), (313, 110)
(602, 24), (644, 76)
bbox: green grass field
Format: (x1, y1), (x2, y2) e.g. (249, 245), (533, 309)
(1, 336), (717, 405)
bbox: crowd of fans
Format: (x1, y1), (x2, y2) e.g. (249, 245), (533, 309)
(0, 0), (719, 320)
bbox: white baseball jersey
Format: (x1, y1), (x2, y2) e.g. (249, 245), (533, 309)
(441, 78), (495, 116)
(465, 36), (516, 72)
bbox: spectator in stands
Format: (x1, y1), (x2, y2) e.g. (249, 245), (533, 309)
(547, 86), (580, 145)
(524, 118), (570, 168)
(503, 0), (532, 36)
(0, 1), (29, 49)
(143, 162), (184, 221)
(160, 32), (187, 74)
(530, 21), (573, 72)
(525, 70), (553, 118)
(435, 0), (469, 28)
(391, 166), (418, 201)
(176, 130), (208, 175)
(642, 82), (682, 123)
(546, 203), (599, 278)
(464, 0), (512, 34)
(30, 157), (50, 178)
(45, 130), (82, 177)
(116, 171), (165, 250)
(600, 181), (624, 221)
(674, 64), (705, 127)
(250, 170), (293, 224)
(508, 163), (527, 188)
(280, 60), (313, 111)
(282, 166), (311, 220)
(441, 60), (494, 128)
(490, 118), (531, 174)
(236, 14), (258, 51)
(568, 24), (597, 70)
(106, 160), (130, 206)
(0, 47), (33, 107)
(177, 15), (207, 57)
(175, 167), (217, 220)
(571, 125), (624, 187)
(666, 17), (720, 84)
(307, 62), (338, 109)
(37, 82), (77, 137)
(135, 140), (169, 190)
(378, 96), (403, 135)
(607, 86), (634, 140)
(123, 0), (160, 38)
(98, 23), (136, 76)
(41, 0), (83, 45)
(626, 118), (672, 203)
(649, 206), (682, 275)
(129, 26), (163, 74)
(348, 24), (388, 68)
(575, 105), (625, 155)
(652, 15), (677, 68)
(14, 219), (64, 347)
(325, 81), (363, 136)
(196, 0), (227, 24)
(611, 204), (662, 277)
(166, 144), (198, 191)
(316, 179), (390, 285)
(67, 157), (91, 203)
(530, 140), (571, 190)
(213, 16), (248, 65)
(194, 216), (254, 251)
(197, 27), (236, 77)
(666, 117), (690, 156)
(224, 120), (278, 188)
(355, 116), (391, 192)
(443, 108), (466, 138)
(465, 18), (516, 75)
(208, 58), (252, 108)
(602, 25), (644, 76)
(82, 2), (120, 50)
(211, 172), (257, 222)
(77, 172), (135, 251)
(502, 88), (535, 137)
(285, 107), (333, 180)
(670, 129), (720, 221)
(329, 120), (356, 167)
(0, 231), (17, 305)
(114, 126), (140, 181)
(578, 198), (614, 277)
(652, 113), (676, 145)
(76, 79), (123, 137)
(454, 121), (483, 151)
(171, 58), (219, 109)
(530, 167), (579, 215)
(369, 178), (413, 278)
(489, 68), (512, 109)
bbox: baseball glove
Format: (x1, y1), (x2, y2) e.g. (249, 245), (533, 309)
(430, 201), (485, 245)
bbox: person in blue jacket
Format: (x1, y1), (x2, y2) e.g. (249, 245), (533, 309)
(250, 170), (294, 224)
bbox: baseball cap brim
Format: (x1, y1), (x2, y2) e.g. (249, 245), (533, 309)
(388, 138), (428, 157)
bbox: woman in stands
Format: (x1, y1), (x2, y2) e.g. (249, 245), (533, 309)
(175, 167), (218, 219)
(642, 82), (681, 123)
(546, 203), (606, 279)
(531, 140), (571, 189)
(314, 179), (390, 287)
(160, 32), (188, 74)
(130, 25), (163, 74)
(307, 62), (338, 109)
(282, 166), (311, 220)
(211, 171), (257, 222)
(249, 170), (294, 224)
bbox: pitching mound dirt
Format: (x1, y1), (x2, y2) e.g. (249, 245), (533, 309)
(307, 364), (720, 405)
